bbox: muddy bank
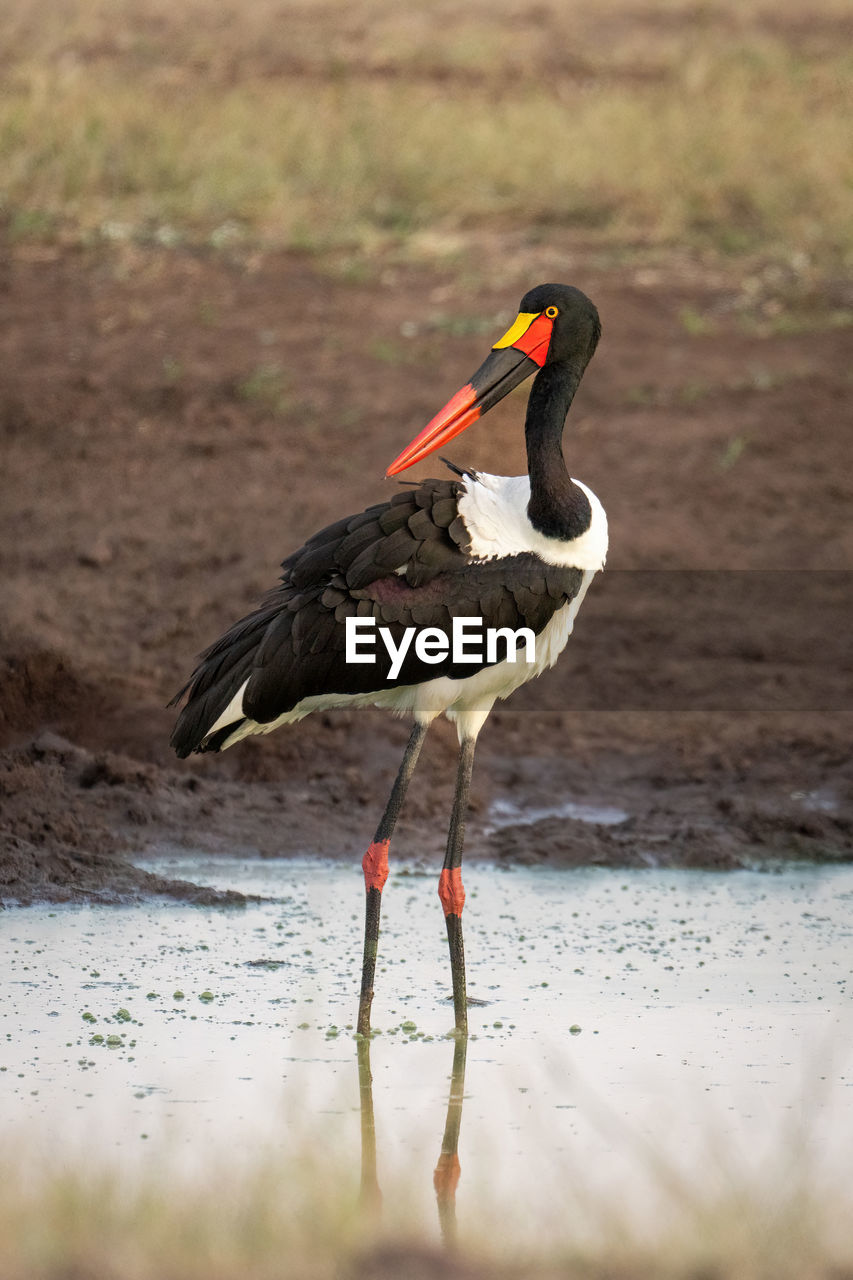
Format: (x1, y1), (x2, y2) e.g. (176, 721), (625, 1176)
(3, 703), (851, 905)
(1, 240), (851, 904)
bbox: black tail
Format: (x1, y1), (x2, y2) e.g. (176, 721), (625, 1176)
(169, 600), (282, 757)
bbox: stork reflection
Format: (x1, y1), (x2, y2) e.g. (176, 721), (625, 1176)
(357, 1038), (382, 1213)
(356, 1034), (468, 1246)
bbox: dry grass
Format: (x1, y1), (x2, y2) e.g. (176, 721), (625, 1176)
(3, 1151), (852, 1280)
(0, 0), (850, 267)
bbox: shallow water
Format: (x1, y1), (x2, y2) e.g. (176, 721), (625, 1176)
(3, 859), (852, 1242)
(485, 794), (630, 830)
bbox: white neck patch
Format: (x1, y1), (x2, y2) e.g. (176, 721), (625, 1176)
(456, 472), (608, 571)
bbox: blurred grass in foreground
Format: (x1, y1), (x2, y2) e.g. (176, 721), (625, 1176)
(3, 1153), (851, 1280)
(0, 0), (850, 268)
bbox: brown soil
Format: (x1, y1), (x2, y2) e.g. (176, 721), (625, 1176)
(1, 235), (851, 904)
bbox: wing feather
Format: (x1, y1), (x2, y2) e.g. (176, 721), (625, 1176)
(170, 476), (586, 756)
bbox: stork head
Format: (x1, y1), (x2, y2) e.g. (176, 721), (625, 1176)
(386, 283), (600, 477)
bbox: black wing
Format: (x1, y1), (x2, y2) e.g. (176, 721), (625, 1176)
(170, 477), (583, 756)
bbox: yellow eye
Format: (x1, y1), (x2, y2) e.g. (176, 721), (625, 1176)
(545, 306), (559, 318)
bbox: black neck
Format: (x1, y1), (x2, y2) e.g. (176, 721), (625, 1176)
(524, 363), (591, 541)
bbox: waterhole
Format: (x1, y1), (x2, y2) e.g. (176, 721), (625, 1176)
(3, 860), (851, 1242)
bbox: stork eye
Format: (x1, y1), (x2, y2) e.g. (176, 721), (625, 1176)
(545, 306), (559, 318)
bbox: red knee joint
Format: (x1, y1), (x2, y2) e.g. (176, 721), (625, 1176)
(438, 867), (465, 918)
(433, 1152), (461, 1198)
(363, 839), (390, 892)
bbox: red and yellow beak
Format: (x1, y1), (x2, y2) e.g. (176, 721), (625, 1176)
(385, 309), (555, 477)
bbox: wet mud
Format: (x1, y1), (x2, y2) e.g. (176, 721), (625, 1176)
(1, 239), (851, 903)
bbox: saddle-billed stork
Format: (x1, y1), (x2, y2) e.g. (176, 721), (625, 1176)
(170, 283), (607, 1036)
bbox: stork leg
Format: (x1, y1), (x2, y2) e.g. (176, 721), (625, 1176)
(439, 735), (477, 1036)
(434, 1032), (468, 1246)
(357, 720), (429, 1036)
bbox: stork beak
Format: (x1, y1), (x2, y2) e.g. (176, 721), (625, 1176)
(385, 310), (555, 477)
